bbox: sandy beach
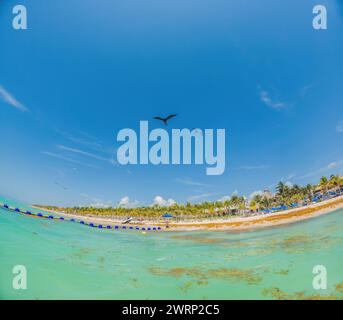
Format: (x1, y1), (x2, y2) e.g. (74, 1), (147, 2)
(33, 194), (343, 232)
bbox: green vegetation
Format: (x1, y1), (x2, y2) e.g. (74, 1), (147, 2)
(38, 175), (343, 220)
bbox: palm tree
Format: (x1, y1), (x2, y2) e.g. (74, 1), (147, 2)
(319, 176), (328, 194)
(305, 184), (314, 201)
(329, 174), (339, 192)
(249, 199), (258, 212)
(276, 181), (286, 197)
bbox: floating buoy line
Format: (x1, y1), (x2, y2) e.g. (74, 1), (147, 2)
(0, 203), (162, 232)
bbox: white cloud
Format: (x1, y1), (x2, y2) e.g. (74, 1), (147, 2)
(218, 190), (239, 202)
(175, 178), (209, 187)
(41, 151), (99, 169)
(118, 196), (139, 208)
(234, 165), (270, 171)
(55, 128), (114, 155)
(88, 198), (112, 208)
(336, 121), (343, 133)
(249, 190), (263, 200)
(297, 160), (343, 180)
(0, 85), (29, 112)
(218, 195), (231, 202)
(258, 87), (287, 110)
(57, 145), (108, 161)
(187, 191), (220, 202)
(285, 181), (293, 188)
(328, 162), (337, 169)
(152, 196), (176, 207)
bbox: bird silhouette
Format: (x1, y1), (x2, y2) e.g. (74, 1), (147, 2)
(153, 114), (177, 125)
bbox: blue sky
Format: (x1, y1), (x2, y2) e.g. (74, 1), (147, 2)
(0, 0), (342, 207)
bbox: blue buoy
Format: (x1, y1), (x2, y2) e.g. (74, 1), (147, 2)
(142, 227), (146, 231)
(48, 215), (54, 219)
(80, 221), (85, 224)
(148, 228), (151, 231)
(98, 225), (103, 229)
(153, 227), (156, 230)
(136, 227), (140, 230)
(15, 208), (20, 212)
(3, 204), (9, 208)
(129, 226), (133, 230)
(26, 211), (32, 215)
(38, 213), (43, 217)
(70, 219), (75, 222)
(89, 223), (94, 227)
(59, 217), (64, 220)
(115, 226), (119, 229)
(123, 226), (126, 229)
(158, 227), (161, 230)
(106, 225), (111, 229)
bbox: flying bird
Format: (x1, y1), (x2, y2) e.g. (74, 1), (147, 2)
(153, 114), (177, 126)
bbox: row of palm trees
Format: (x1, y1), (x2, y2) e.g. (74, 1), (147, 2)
(250, 174), (343, 211)
(40, 174), (343, 219)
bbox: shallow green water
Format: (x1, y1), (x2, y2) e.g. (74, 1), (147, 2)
(0, 196), (342, 299)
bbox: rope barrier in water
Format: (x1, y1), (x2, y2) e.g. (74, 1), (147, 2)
(0, 203), (162, 232)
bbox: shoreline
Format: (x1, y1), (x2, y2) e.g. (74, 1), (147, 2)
(33, 194), (343, 232)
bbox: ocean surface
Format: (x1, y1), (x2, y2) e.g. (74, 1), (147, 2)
(0, 196), (342, 300)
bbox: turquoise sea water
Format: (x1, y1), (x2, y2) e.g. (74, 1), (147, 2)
(0, 196), (342, 300)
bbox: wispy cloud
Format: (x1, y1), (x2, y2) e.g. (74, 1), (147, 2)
(300, 84), (315, 97)
(258, 87), (287, 110)
(284, 173), (296, 181)
(54, 130), (117, 165)
(41, 151), (99, 169)
(175, 177), (210, 187)
(328, 162), (337, 169)
(187, 193), (216, 202)
(296, 160), (343, 180)
(55, 129), (114, 154)
(336, 121), (343, 133)
(0, 85), (29, 112)
(57, 145), (108, 161)
(233, 165), (270, 171)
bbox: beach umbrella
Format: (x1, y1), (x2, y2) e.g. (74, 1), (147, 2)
(162, 213), (173, 218)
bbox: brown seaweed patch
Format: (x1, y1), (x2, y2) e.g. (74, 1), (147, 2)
(335, 282), (343, 294)
(225, 248), (273, 261)
(148, 267), (204, 279)
(223, 241), (250, 249)
(196, 280), (209, 286)
(170, 235), (225, 244)
(208, 268), (262, 285)
(266, 234), (331, 254)
(178, 280), (209, 293)
(71, 247), (95, 260)
(263, 287), (340, 300)
(274, 269), (289, 276)
(178, 281), (193, 293)
(149, 266), (262, 285)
